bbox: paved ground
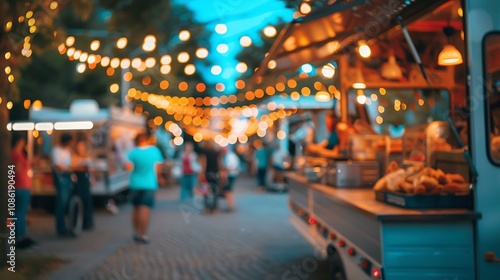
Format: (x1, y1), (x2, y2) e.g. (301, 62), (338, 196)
(19, 176), (331, 280)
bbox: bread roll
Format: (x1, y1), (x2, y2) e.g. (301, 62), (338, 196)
(414, 184), (426, 194)
(405, 165), (424, 177)
(386, 161), (400, 174)
(444, 183), (470, 194)
(406, 170), (423, 184)
(421, 167), (436, 177)
(373, 176), (388, 191)
(418, 175), (439, 190)
(445, 173), (466, 183)
(433, 169), (447, 184)
(429, 184), (444, 194)
(386, 169), (406, 192)
(399, 181), (414, 193)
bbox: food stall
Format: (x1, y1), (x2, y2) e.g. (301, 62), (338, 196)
(18, 100), (145, 207)
(251, 0), (500, 279)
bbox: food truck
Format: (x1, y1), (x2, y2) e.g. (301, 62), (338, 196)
(253, 0), (500, 279)
(9, 100), (146, 208)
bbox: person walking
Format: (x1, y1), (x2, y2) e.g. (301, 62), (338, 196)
(221, 147), (239, 211)
(199, 140), (224, 213)
(51, 133), (74, 236)
(180, 142), (200, 203)
(10, 133), (36, 248)
(73, 141), (94, 230)
(254, 142), (269, 191)
(125, 133), (164, 244)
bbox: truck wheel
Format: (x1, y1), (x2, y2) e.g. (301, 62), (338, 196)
(330, 252), (346, 280)
(66, 194), (83, 236)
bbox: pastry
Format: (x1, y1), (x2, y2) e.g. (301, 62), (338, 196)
(373, 176), (388, 191)
(433, 169), (447, 184)
(405, 165), (424, 177)
(386, 161), (400, 174)
(445, 173), (466, 183)
(386, 169), (406, 192)
(417, 175), (439, 190)
(444, 182), (469, 194)
(399, 181), (414, 193)
(414, 184), (426, 194)
(429, 184), (444, 194)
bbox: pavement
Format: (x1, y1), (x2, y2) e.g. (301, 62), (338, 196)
(18, 176), (331, 280)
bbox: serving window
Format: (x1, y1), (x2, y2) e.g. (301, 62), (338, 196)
(347, 88), (451, 137)
(483, 33), (500, 164)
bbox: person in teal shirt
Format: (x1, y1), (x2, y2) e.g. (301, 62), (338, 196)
(254, 143), (269, 191)
(126, 133), (164, 244)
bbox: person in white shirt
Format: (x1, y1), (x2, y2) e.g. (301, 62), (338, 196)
(221, 147), (239, 211)
(51, 133), (74, 236)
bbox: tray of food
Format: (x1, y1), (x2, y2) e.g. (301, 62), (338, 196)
(373, 162), (472, 209)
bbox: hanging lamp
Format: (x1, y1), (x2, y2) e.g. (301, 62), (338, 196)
(381, 49), (403, 80)
(438, 26), (463, 66)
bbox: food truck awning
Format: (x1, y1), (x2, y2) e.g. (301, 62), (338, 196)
(30, 106), (145, 126)
(260, 94), (335, 111)
(253, 0), (449, 79)
(30, 107), (109, 122)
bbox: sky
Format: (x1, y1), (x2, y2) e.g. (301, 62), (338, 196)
(178, 0), (294, 94)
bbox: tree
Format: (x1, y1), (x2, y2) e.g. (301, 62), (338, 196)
(1, 1), (215, 264)
(0, 0), (95, 268)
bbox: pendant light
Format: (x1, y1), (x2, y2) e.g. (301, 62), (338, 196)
(438, 26), (463, 66)
(315, 91), (331, 102)
(352, 67), (366, 89)
(381, 49), (403, 80)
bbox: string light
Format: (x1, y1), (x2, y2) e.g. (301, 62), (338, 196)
(178, 52), (190, 63)
(117, 37), (128, 49)
(110, 83), (119, 93)
(101, 56), (110, 67)
(264, 26), (277, 38)
(196, 48), (208, 59)
(160, 65), (171, 74)
(161, 55), (172, 64)
(217, 44), (229, 54)
(49, 1), (58, 10)
(90, 40), (100, 51)
(240, 36), (252, 47)
(143, 35), (156, 52)
(211, 65), (222, 75)
(184, 64), (196, 75)
(179, 30), (190, 41)
(145, 57), (156, 68)
(77, 63), (86, 73)
(66, 36), (75, 47)
(215, 23), (227, 34)
(120, 58), (131, 68)
(236, 62), (248, 73)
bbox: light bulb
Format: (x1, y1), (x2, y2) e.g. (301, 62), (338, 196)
(358, 41), (371, 58)
(321, 63), (336, 78)
(264, 26), (277, 38)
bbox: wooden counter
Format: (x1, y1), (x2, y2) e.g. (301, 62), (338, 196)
(286, 172), (481, 222)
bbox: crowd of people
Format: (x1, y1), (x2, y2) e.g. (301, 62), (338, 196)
(9, 130), (290, 247)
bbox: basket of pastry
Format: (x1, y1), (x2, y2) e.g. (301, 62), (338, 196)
(373, 162), (472, 209)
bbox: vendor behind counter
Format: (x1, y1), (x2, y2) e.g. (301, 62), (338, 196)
(305, 111), (359, 158)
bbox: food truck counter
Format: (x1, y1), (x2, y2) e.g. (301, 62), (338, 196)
(286, 172), (480, 279)
(287, 172), (480, 222)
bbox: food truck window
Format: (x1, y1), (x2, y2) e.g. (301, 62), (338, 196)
(483, 33), (500, 164)
(347, 88), (450, 137)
